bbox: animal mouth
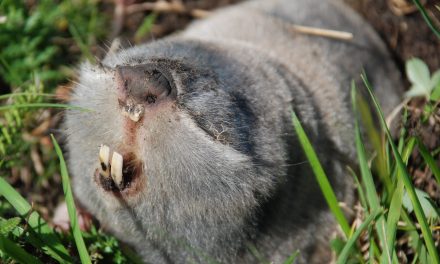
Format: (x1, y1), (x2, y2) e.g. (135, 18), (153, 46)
(95, 144), (142, 194)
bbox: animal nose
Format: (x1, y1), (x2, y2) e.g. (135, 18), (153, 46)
(116, 64), (175, 104)
(115, 65), (176, 122)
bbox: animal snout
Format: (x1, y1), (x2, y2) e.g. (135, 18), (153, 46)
(116, 65), (174, 102)
(115, 64), (176, 122)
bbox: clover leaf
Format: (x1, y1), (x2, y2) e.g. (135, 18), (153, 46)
(405, 58), (440, 101)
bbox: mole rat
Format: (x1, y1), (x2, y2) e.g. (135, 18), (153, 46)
(64, 0), (402, 263)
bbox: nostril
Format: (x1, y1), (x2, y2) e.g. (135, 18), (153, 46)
(145, 94), (157, 104)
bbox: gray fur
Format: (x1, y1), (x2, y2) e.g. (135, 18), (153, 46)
(64, 0), (402, 263)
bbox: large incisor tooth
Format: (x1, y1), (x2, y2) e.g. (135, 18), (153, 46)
(130, 104), (144, 122)
(111, 152), (124, 188)
(99, 145), (110, 176)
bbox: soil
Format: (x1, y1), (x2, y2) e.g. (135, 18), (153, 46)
(107, 0), (243, 47)
(344, 0), (440, 72)
(116, 0), (440, 72)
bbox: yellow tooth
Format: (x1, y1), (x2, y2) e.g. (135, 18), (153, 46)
(111, 151), (123, 188)
(99, 145), (110, 176)
(130, 104), (145, 122)
(125, 104), (144, 122)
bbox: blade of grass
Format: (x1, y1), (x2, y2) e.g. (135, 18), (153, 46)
(368, 236), (375, 264)
(401, 209), (429, 262)
(68, 24), (95, 63)
(0, 103), (89, 111)
(8, 222), (59, 259)
(385, 142), (393, 183)
(51, 134), (91, 264)
(0, 235), (44, 264)
(291, 110), (351, 236)
(382, 137), (416, 263)
(120, 243), (145, 264)
(412, 0), (440, 39)
(0, 217), (21, 235)
(247, 243), (270, 264)
(417, 138), (440, 184)
(347, 167), (367, 209)
(351, 84), (388, 262)
(283, 250), (300, 264)
(357, 89), (392, 194)
(337, 208), (382, 264)
(0, 92), (56, 100)
(419, 245), (429, 264)
(389, 110), (408, 185)
(361, 73), (440, 264)
(397, 111), (408, 154)
(368, 230), (385, 264)
(0, 177), (72, 263)
(0, 58), (22, 86)
(134, 12), (157, 43)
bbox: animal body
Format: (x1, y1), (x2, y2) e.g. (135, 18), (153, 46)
(65, 0), (402, 263)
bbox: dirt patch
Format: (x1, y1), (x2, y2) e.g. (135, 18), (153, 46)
(344, 0), (440, 72)
(121, 0), (440, 73)
(110, 0), (243, 44)
(406, 98), (440, 200)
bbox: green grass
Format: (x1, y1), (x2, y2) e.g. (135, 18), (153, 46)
(292, 76), (440, 263)
(0, 0), (148, 262)
(51, 135), (91, 264)
(0, 235), (44, 264)
(337, 208), (383, 264)
(0, 177), (72, 263)
(0, 0), (105, 173)
(0, 0), (143, 263)
(0, 172), (144, 263)
(363, 73), (439, 263)
(291, 110), (351, 236)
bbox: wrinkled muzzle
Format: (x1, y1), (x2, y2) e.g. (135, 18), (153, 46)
(93, 64), (177, 197)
